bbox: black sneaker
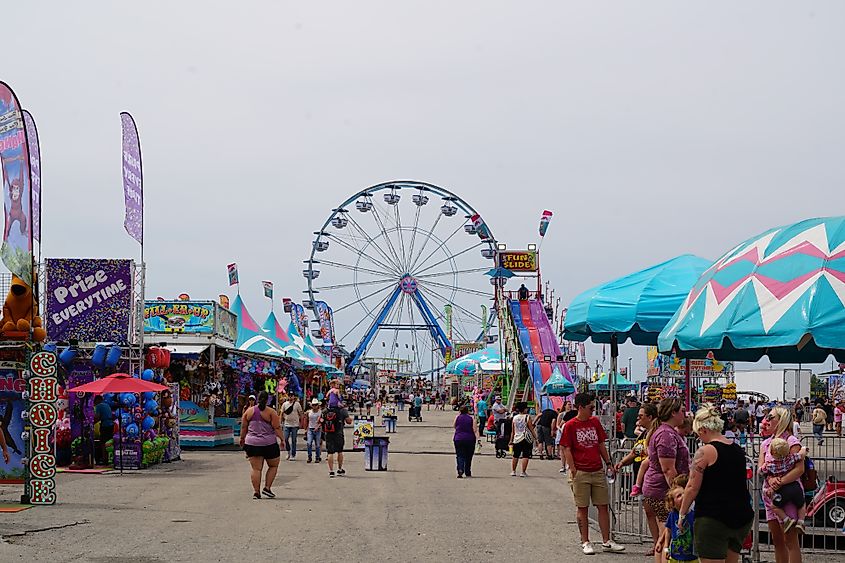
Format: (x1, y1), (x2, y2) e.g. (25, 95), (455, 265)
(253, 492), (261, 500)
(307, 458), (312, 464)
(316, 458), (322, 463)
(329, 471), (335, 478)
(337, 468), (346, 476)
(262, 488), (275, 499)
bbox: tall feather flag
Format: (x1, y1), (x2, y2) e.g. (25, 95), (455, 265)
(539, 210), (553, 237)
(262, 281), (273, 299)
(0, 82), (34, 284)
(227, 263), (239, 286)
(120, 112), (143, 246)
(22, 110), (41, 245)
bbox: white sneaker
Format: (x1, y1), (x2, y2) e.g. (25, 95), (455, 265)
(582, 541), (596, 555)
(510, 471), (517, 477)
(519, 472), (527, 477)
(601, 540), (625, 553)
(559, 467), (567, 473)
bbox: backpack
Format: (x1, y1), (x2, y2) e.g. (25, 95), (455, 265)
(801, 456), (818, 492)
(323, 408), (341, 434)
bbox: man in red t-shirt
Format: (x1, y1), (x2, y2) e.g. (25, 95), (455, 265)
(561, 393), (625, 555)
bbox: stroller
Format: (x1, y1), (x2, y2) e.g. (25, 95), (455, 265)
(495, 418), (512, 458)
(409, 403), (423, 422)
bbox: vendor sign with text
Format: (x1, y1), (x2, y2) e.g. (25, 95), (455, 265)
(46, 259), (133, 342)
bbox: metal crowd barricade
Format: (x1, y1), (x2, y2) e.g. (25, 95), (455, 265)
(606, 446), (650, 543)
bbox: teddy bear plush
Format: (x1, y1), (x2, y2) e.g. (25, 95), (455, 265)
(0, 275), (47, 341)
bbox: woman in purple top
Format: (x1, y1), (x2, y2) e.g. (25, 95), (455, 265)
(454, 405), (479, 478)
(758, 406), (804, 563)
(239, 391), (285, 500)
(642, 397), (690, 555)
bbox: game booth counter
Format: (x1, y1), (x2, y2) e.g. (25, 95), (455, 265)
(146, 295), (339, 447)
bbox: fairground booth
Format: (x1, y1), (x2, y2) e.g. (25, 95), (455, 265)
(143, 295), (341, 448)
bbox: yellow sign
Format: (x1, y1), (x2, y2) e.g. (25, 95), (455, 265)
(499, 251), (537, 272)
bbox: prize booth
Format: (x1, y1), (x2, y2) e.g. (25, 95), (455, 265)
(144, 299), (238, 447)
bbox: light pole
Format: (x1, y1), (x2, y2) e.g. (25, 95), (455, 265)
(628, 357), (633, 381)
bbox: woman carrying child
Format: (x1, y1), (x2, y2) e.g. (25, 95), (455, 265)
(761, 437), (807, 534)
(758, 406), (805, 563)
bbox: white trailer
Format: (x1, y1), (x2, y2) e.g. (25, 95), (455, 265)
(733, 369), (811, 403)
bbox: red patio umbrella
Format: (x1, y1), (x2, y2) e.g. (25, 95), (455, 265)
(66, 372), (168, 394)
(66, 374), (168, 473)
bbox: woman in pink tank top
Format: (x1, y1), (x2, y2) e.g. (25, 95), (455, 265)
(239, 391), (284, 499)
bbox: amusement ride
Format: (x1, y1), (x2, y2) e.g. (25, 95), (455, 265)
(303, 181), (497, 378)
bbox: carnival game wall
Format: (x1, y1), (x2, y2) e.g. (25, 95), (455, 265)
(0, 370), (25, 483)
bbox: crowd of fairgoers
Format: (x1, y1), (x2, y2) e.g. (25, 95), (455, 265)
(233, 377), (841, 562)
(451, 392), (837, 562)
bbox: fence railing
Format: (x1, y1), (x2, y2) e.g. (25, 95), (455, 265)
(595, 435), (845, 559)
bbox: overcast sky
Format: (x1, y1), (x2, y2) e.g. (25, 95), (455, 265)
(5, 2), (844, 377)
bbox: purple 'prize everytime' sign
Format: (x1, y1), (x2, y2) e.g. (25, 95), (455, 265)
(46, 259), (133, 342)
(120, 113), (143, 245)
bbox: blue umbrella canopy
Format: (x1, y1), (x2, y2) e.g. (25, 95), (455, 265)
(659, 217), (845, 363)
(542, 367), (576, 396)
(589, 372), (638, 391)
(564, 254), (712, 344)
(485, 267), (515, 279)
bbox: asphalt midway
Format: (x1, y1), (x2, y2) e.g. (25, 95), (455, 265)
(2, 409), (841, 562)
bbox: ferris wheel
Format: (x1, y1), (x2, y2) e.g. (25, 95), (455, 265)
(304, 181), (497, 374)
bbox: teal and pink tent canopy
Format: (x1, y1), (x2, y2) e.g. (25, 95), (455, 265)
(286, 318), (340, 375)
(262, 311), (314, 366)
(231, 295), (286, 357)
(230, 296), (339, 374)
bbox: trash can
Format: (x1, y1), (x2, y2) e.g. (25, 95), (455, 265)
(363, 436), (389, 471)
(383, 415), (397, 433)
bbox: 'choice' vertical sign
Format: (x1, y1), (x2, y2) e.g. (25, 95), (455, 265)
(25, 350), (59, 505)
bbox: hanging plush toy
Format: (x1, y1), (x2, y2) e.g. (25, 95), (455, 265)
(0, 275), (46, 341)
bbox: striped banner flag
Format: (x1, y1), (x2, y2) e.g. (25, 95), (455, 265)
(227, 263), (239, 286)
(262, 281), (273, 299)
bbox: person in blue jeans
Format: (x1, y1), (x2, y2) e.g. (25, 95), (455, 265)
(306, 399), (323, 463)
(453, 405), (478, 478)
(281, 395), (304, 460)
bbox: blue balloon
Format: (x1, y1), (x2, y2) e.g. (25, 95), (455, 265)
(144, 400), (158, 413)
(141, 416), (155, 431)
(120, 412), (132, 427)
(103, 393), (115, 405)
(125, 423), (140, 439)
(120, 393), (137, 407)
(59, 347), (78, 366)
(141, 369), (154, 381)
(105, 345), (122, 368)
(141, 392), (155, 403)
(91, 344), (107, 368)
